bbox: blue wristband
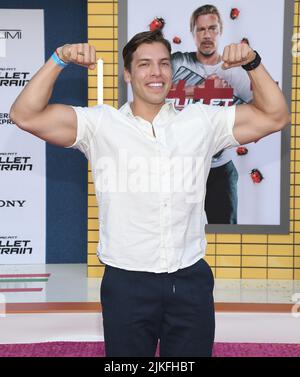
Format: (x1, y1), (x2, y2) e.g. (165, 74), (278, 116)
(51, 50), (69, 68)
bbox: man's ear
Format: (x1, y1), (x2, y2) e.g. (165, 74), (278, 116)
(124, 69), (131, 84)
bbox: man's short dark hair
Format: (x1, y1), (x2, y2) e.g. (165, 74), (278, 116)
(122, 29), (172, 72)
(190, 4), (223, 34)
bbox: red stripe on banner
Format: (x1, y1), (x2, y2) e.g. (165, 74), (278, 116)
(0, 274), (50, 278)
(0, 288), (43, 293)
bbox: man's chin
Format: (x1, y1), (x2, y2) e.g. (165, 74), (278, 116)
(146, 93), (169, 105)
(200, 49), (216, 57)
(150, 98), (166, 106)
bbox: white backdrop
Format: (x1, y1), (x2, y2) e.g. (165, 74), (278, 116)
(0, 9), (46, 263)
(127, 0), (285, 225)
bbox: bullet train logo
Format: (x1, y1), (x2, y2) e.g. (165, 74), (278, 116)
(0, 71), (30, 87)
(0, 113), (15, 126)
(0, 200), (26, 208)
(0, 154), (33, 172)
(168, 79), (235, 110)
(0, 30), (22, 40)
(0, 237), (32, 255)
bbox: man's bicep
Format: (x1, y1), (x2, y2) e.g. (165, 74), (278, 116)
(27, 104), (78, 147)
(233, 104), (272, 145)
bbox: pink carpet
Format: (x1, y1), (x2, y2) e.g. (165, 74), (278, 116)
(0, 342), (300, 357)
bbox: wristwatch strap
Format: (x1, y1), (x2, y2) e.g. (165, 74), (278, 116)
(242, 51), (261, 71)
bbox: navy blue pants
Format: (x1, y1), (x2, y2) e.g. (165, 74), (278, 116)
(100, 259), (215, 357)
(205, 160), (238, 224)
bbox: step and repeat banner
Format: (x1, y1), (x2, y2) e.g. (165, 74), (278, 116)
(0, 9), (46, 264)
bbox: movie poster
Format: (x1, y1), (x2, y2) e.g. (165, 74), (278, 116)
(124, 0), (291, 230)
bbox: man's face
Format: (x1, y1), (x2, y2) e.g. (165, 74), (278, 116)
(193, 14), (221, 57)
(124, 42), (172, 106)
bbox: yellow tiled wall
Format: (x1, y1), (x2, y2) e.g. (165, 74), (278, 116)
(87, 0), (118, 277)
(87, 0), (300, 280)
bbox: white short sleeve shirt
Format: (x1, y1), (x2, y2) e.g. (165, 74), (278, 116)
(70, 102), (239, 273)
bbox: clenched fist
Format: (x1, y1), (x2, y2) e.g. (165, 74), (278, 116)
(222, 43), (256, 70)
(56, 43), (97, 70)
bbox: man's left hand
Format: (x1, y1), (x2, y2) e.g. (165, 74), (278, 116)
(222, 43), (256, 70)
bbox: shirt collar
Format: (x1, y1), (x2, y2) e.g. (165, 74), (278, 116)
(119, 100), (177, 120)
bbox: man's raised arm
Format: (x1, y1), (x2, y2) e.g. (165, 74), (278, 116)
(221, 43), (290, 145)
(9, 43), (96, 147)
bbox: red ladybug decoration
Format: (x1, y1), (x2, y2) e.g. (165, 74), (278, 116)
(250, 169), (264, 184)
(241, 37), (249, 45)
(237, 146), (248, 156)
(230, 8), (240, 20)
(149, 17), (165, 31)
(173, 36), (182, 44)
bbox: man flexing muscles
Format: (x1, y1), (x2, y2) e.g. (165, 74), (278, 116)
(10, 30), (289, 357)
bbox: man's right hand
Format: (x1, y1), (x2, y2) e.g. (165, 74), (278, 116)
(57, 43), (97, 70)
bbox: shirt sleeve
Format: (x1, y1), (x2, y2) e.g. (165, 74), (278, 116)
(201, 105), (240, 155)
(66, 105), (104, 159)
(171, 52), (184, 78)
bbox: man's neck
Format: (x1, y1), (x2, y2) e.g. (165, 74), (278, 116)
(130, 100), (164, 123)
(196, 51), (221, 66)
